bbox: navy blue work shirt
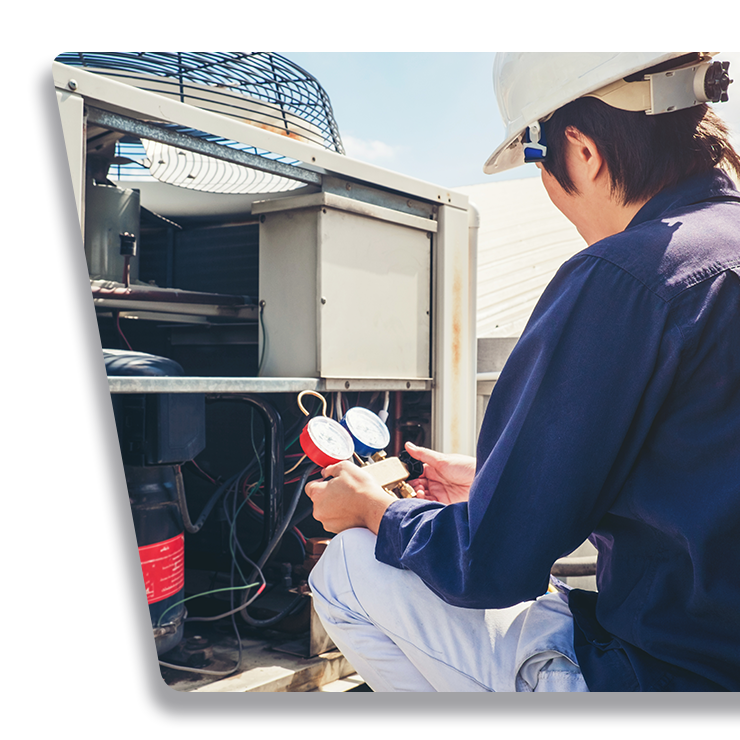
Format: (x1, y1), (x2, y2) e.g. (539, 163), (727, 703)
(375, 169), (740, 691)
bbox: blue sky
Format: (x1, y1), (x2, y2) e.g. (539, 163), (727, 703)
(280, 52), (740, 190)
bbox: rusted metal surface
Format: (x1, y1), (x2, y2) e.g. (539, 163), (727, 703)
(86, 106), (323, 187)
(91, 280), (253, 306)
(432, 203), (477, 456)
(91, 280), (259, 320)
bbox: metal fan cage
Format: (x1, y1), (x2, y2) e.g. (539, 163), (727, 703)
(55, 52), (344, 155)
(57, 52), (345, 194)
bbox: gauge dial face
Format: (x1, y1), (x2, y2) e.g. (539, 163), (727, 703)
(341, 407), (390, 453)
(301, 416), (354, 466)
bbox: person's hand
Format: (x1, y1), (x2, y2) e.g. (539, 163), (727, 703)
(304, 461), (394, 535)
(404, 442), (475, 504)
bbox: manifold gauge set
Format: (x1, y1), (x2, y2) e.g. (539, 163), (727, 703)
(297, 391), (390, 467)
(296, 391), (417, 499)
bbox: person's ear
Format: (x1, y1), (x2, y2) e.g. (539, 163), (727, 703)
(564, 126), (605, 186)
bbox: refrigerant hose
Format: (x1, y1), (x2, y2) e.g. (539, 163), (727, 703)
(239, 463), (317, 626)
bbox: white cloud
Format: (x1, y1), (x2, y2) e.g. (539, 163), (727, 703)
(342, 134), (400, 163)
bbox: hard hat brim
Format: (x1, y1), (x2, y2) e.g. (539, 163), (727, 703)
(483, 133), (527, 175)
(483, 52), (701, 176)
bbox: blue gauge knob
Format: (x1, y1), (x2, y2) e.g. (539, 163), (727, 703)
(340, 406), (391, 457)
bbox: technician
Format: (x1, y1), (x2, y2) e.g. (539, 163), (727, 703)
(305, 53), (740, 692)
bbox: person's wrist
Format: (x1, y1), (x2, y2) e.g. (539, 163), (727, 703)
(361, 486), (394, 534)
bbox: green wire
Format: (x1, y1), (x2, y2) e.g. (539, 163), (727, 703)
(158, 418), (266, 628)
(156, 581), (260, 627)
(158, 482), (265, 629)
(157, 403), (310, 630)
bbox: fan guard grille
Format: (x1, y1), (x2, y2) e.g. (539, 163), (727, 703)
(57, 52), (344, 195)
(55, 52), (344, 154)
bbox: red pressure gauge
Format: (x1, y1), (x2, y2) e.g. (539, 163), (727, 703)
(299, 415), (355, 468)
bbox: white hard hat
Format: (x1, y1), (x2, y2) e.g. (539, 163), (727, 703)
(484, 52), (731, 175)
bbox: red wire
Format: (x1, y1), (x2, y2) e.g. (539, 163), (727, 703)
(244, 494), (307, 545)
(115, 312), (133, 351)
(190, 460), (216, 484)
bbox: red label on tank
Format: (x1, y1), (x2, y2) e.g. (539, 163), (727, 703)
(138, 533), (185, 605)
(77, 534), (185, 604)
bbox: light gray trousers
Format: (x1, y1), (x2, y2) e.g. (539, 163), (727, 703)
(309, 528), (589, 692)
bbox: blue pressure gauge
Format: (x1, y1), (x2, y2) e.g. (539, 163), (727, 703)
(340, 407), (391, 457)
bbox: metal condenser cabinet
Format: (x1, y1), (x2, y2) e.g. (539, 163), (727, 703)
(255, 191), (434, 381)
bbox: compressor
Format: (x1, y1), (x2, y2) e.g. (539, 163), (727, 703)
(104, 349), (205, 655)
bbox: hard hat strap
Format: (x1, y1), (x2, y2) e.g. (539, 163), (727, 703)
(523, 120), (547, 163)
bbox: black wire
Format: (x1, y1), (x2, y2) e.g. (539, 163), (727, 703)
(289, 499), (315, 528)
(222, 484), (255, 564)
(176, 403), (318, 633)
(183, 482), (267, 625)
(239, 464), (316, 627)
(224, 490), (245, 674)
(175, 465), (237, 534)
(182, 402), (310, 539)
(176, 404), (293, 534)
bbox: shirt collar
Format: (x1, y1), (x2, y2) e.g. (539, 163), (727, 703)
(627, 169), (740, 230)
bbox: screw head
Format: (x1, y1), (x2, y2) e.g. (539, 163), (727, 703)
(67, 79), (78, 91)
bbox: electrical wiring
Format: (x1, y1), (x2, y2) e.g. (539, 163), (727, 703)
(158, 479), (267, 678)
(175, 465), (232, 535)
(239, 463), (317, 627)
(158, 406), (330, 675)
(249, 407), (264, 490)
(187, 459), (216, 484)
(175, 454), (314, 627)
(284, 454), (307, 475)
(176, 401), (303, 552)
(287, 498), (315, 528)
(156, 494), (263, 676)
(244, 455), (313, 545)
(242, 489), (307, 548)
(161, 394), (323, 676)
(183, 485), (267, 623)
(291, 526), (307, 546)
(175, 399), (294, 536)
(114, 311), (133, 351)
(157, 581), (263, 629)
(257, 301), (267, 375)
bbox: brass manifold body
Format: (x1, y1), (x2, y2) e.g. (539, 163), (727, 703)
(358, 451), (417, 499)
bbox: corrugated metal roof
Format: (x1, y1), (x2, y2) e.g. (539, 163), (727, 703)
(456, 177), (585, 338)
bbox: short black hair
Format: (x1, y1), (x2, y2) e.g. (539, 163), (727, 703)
(542, 97), (740, 205)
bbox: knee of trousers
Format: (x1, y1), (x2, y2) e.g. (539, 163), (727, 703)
(308, 528), (377, 607)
